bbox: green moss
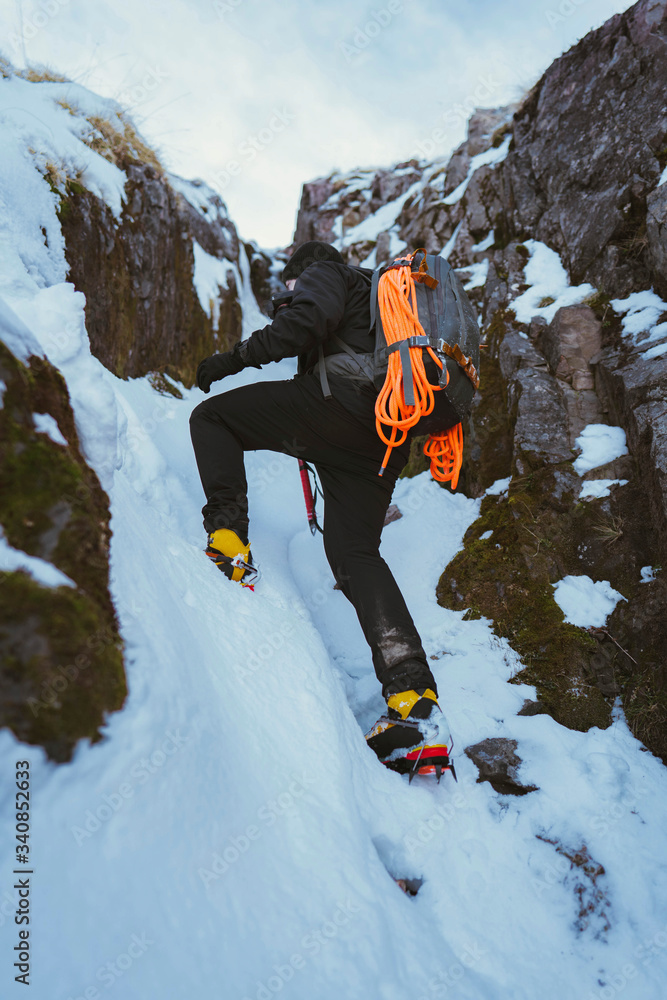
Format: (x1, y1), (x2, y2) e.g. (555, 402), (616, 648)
(584, 291), (610, 316)
(623, 675), (667, 761)
(0, 573), (125, 761)
(147, 371), (184, 398)
(58, 174), (226, 383)
(0, 343), (126, 761)
(400, 435), (430, 479)
(492, 216), (512, 252)
(610, 195), (649, 261)
(491, 123), (512, 148)
(458, 347), (513, 497)
(437, 467), (612, 732)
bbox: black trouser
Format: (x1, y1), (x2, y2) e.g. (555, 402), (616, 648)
(189, 374), (437, 698)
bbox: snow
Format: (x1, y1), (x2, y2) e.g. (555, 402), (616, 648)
(459, 258), (489, 291)
(479, 530), (493, 540)
(322, 171), (376, 211)
(191, 239), (266, 342)
(0, 528), (75, 587)
(0, 73), (127, 221)
(0, 377), (5, 406)
(552, 575), (627, 628)
(471, 230), (495, 252)
(443, 134), (512, 206)
(579, 478), (629, 500)
(658, 165), (667, 187)
(644, 340), (667, 360)
(337, 181), (421, 248)
(32, 411), (68, 446)
(440, 220), (462, 260)
(485, 476), (511, 495)
(192, 240), (230, 331)
(611, 290), (667, 358)
(359, 226), (407, 269)
(511, 240), (595, 324)
(2, 72), (667, 1000)
(611, 290), (666, 338)
(573, 424), (629, 475)
(6, 282), (122, 490)
(168, 174), (229, 222)
(237, 242), (271, 335)
(0, 298), (44, 360)
(640, 566), (658, 583)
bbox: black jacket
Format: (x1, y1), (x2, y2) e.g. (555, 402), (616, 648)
(244, 261), (374, 375)
(243, 259), (462, 433)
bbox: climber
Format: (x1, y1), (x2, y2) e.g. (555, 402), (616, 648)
(189, 240), (454, 778)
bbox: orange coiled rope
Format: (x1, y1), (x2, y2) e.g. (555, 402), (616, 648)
(374, 254), (465, 488)
(423, 424), (464, 489)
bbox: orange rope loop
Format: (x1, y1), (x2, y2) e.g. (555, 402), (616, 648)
(374, 252), (464, 487)
(423, 424), (464, 490)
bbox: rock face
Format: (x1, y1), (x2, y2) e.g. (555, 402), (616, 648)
(293, 0), (666, 297)
(0, 335), (126, 762)
(59, 167), (250, 382)
(290, 0), (667, 760)
(503, 0), (667, 298)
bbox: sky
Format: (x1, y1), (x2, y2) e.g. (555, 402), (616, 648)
(0, 0), (635, 247)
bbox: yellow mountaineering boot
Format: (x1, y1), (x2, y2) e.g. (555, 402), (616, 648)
(205, 529), (258, 588)
(365, 688), (455, 782)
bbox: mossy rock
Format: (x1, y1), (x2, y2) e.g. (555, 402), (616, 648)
(58, 170), (228, 383)
(0, 572), (125, 761)
(437, 465), (612, 733)
(400, 435), (430, 479)
(0, 342), (126, 761)
(458, 345), (513, 498)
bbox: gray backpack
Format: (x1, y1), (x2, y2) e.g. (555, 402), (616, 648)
(316, 250), (480, 427)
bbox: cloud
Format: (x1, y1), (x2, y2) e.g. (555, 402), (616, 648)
(0, 0), (634, 246)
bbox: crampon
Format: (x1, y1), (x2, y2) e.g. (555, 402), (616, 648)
(205, 529), (259, 590)
(365, 691), (457, 783)
(206, 551), (259, 589)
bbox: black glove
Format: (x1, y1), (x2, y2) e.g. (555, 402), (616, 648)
(196, 340), (262, 393)
(196, 351), (244, 393)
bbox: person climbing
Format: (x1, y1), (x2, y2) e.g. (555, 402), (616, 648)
(190, 240), (477, 780)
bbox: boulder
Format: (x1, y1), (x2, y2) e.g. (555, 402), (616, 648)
(465, 738), (538, 795)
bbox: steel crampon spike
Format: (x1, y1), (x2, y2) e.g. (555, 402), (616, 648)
(408, 743), (427, 783)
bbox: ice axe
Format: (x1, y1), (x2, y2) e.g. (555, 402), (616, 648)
(298, 459), (323, 535)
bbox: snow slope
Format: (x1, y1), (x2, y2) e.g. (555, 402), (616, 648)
(2, 79), (667, 1000)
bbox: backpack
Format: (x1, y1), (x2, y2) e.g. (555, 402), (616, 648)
(316, 249), (480, 488)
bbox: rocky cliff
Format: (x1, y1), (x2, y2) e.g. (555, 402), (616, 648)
(292, 0), (667, 760)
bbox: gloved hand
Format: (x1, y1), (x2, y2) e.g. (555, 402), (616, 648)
(196, 348), (245, 394)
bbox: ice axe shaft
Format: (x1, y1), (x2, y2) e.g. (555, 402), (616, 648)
(298, 460), (321, 535)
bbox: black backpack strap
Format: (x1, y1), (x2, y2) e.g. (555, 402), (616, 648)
(368, 265), (381, 335)
(400, 340), (416, 406)
(318, 344), (332, 399)
(448, 266), (467, 340)
(329, 334), (375, 383)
